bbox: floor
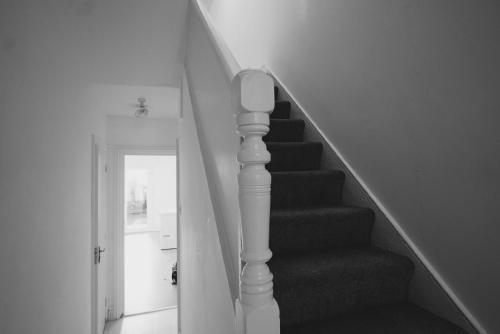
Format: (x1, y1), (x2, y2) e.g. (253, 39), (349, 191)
(104, 309), (177, 334)
(127, 212), (148, 227)
(125, 231), (178, 315)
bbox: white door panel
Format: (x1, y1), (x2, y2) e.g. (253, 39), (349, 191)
(160, 212), (177, 249)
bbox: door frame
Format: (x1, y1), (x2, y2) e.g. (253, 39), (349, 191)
(108, 145), (177, 319)
(91, 135), (107, 334)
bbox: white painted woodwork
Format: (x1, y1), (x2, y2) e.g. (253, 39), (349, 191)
(160, 212), (178, 249)
(188, 1), (280, 333)
(234, 70), (279, 334)
(91, 136), (109, 334)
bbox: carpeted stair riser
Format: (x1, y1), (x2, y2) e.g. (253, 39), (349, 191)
(264, 119), (305, 142)
(267, 142), (323, 171)
(269, 85), (468, 333)
(271, 100), (291, 119)
(270, 207), (374, 255)
(282, 302), (468, 334)
(271, 170), (345, 209)
(270, 247), (415, 327)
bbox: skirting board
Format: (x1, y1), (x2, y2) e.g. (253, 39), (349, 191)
(271, 72), (485, 334)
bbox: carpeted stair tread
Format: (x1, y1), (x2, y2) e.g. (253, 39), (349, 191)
(267, 85), (468, 333)
(270, 247), (414, 327)
(271, 100), (291, 119)
(270, 206), (374, 255)
(267, 142), (322, 171)
(281, 302), (468, 334)
(271, 170), (345, 209)
(264, 119), (305, 142)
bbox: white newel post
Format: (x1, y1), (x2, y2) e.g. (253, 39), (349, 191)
(234, 69), (280, 334)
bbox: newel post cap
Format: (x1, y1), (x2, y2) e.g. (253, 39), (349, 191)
(233, 69), (275, 114)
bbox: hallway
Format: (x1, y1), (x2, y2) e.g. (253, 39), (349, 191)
(125, 232), (177, 315)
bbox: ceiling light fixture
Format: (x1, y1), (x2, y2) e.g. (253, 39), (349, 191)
(135, 97), (149, 117)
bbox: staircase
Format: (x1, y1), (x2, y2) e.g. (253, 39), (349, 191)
(265, 86), (469, 334)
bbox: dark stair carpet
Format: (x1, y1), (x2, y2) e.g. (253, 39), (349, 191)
(270, 207), (374, 255)
(264, 119), (305, 142)
(283, 302), (468, 334)
(268, 86), (468, 333)
(271, 170), (344, 209)
(272, 100), (291, 119)
(267, 142), (323, 171)
(271, 247), (414, 327)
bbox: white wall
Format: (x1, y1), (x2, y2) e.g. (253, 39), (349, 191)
(0, 78), (102, 334)
(84, 0), (188, 86)
(0, 4), (103, 333)
(178, 71), (236, 334)
(184, 4), (242, 300)
(106, 116), (178, 147)
(201, 1), (500, 333)
(0, 0), (187, 333)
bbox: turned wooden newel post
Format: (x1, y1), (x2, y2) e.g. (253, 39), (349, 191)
(234, 69), (280, 334)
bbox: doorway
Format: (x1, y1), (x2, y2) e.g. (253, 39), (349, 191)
(122, 154), (178, 316)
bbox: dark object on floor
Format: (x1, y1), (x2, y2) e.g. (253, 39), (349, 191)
(171, 262), (177, 285)
(266, 87), (468, 333)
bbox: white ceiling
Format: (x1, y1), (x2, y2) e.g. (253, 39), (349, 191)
(92, 84), (180, 119)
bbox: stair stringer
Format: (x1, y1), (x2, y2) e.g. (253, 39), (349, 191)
(271, 73), (481, 334)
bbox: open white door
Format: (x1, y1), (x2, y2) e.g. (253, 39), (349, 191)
(92, 137), (108, 334)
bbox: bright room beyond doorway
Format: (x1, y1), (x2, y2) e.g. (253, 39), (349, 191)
(123, 155), (177, 316)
